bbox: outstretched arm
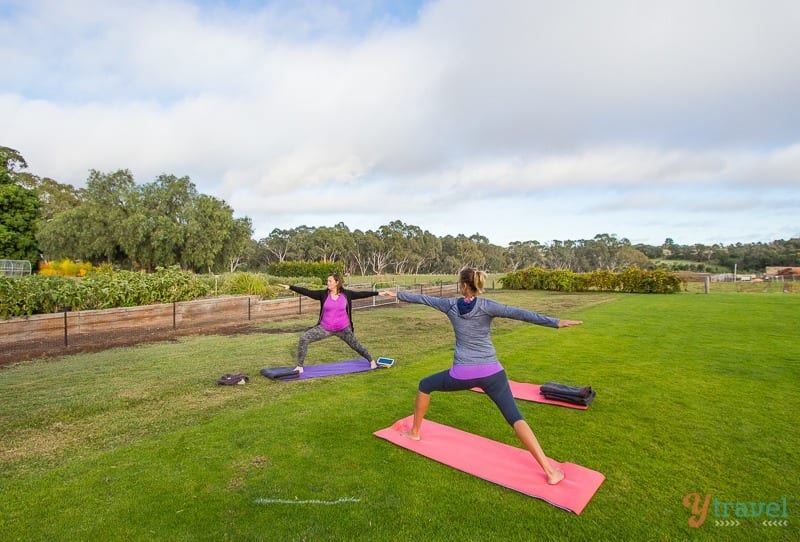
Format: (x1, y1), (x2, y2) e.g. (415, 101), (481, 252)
(286, 284), (326, 300)
(347, 288), (380, 300)
(381, 290), (452, 313)
(484, 299), (581, 328)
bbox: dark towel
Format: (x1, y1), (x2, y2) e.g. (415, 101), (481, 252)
(540, 382), (596, 406)
(260, 367), (300, 380)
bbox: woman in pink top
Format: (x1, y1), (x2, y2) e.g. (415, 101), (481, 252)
(282, 274), (380, 373)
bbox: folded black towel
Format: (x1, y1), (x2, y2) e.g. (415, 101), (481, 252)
(260, 367), (300, 380)
(541, 382), (593, 397)
(540, 382), (595, 405)
(542, 389), (596, 406)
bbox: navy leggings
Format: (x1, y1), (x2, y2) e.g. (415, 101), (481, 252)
(418, 369), (523, 426)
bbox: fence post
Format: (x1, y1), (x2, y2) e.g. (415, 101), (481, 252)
(173, 302), (177, 329)
(704, 276), (710, 294)
(248, 297), (251, 320)
(63, 310), (68, 347)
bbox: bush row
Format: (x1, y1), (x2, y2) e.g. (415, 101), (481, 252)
(500, 267), (682, 293)
(0, 266), (334, 319)
(266, 261), (344, 283)
(0, 267), (211, 318)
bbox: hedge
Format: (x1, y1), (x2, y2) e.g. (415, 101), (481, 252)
(499, 266), (682, 294)
(266, 261), (344, 283)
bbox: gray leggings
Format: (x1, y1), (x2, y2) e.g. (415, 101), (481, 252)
(296, 325), (373, 366)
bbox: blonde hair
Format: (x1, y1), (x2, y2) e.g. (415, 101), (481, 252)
(459, 267), (486, 295)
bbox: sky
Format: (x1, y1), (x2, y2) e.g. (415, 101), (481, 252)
(2, 0), (799, 248)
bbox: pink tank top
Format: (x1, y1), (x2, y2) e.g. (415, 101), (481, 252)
(320, 293), (350, 332)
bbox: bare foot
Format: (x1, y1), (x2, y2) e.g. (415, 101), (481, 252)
(400, 429), (420, 441)
(293, 366), (303, 374)
(547, 468), (565, 485)
(370, 360), (378, 370)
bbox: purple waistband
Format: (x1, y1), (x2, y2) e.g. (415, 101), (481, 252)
(449, 362), (503, 380)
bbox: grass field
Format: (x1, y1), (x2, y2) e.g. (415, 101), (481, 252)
(1, 290), (798, 541)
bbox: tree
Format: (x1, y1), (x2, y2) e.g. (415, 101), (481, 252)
(506, 240), (545, 271)
(119, 174), (197, 271)
(308, 223), (350, 263)
(349, 229), (378, 276)
(260, 228), (293, 263)
(221, 216), (254, 272)
(77, 169), (137, 264)
(0, 146), (42, 264)
(18, 174), (80, 221)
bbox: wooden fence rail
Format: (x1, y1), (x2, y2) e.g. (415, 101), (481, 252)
(0, 283), (459, 364)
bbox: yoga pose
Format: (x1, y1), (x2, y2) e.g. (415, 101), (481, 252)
(281, 274), (380, 373)
(380, 267), (582, 485)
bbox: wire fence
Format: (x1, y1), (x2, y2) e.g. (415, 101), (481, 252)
(0, 283), (459, 365)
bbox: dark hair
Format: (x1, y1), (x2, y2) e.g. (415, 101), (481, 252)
(459, 267), (486, 294)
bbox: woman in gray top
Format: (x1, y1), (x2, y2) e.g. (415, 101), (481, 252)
(380, 267), (582, 485)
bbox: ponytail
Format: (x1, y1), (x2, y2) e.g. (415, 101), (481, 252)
(459, 267), (486, 294)
(474, 270), (487, 293)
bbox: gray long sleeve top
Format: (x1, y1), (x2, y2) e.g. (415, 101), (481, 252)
(397, 291), (560, 368)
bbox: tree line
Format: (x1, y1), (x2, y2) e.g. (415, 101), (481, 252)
(2, 146), (798, 274)
(2, 147), (251, 273)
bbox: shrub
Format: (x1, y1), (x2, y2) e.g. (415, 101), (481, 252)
(267, 262), (344, 283)
(219, 272), (276, 298)
(500, 266), (681, 294)
(0, 266), (212, 318)
(38, 259), (95, 277)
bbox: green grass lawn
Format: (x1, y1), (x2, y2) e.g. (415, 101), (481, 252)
(1, 291), (798, 541)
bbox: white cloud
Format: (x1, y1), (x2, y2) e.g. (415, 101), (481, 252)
(1, 0), (799, 246)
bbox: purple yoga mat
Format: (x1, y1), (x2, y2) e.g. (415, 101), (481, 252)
(296, 358), (373, 379)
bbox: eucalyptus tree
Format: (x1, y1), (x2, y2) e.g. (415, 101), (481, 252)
(438, 235), (462, 273)
(308, 222), (350, 263)
(456, 234), (486, 269)
(506, 240), (545, 271)
(260, 228), (293, 263)
(409, 228), (442, 274)
(379, 221), (413, 274)
(364, 228), (392, 275)
(575, 233), (649, 271)
(382, 221), (442, 275)
(286, 225), (315, 261)
(466, 233), (508, 272)
(222, 216), (254, 272)
(544, 239), (579, 270)
(349, 229), (379, 276)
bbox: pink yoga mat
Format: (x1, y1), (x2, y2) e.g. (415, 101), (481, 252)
(374, 416), (604, 514)
(471, 381), (590, 410)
